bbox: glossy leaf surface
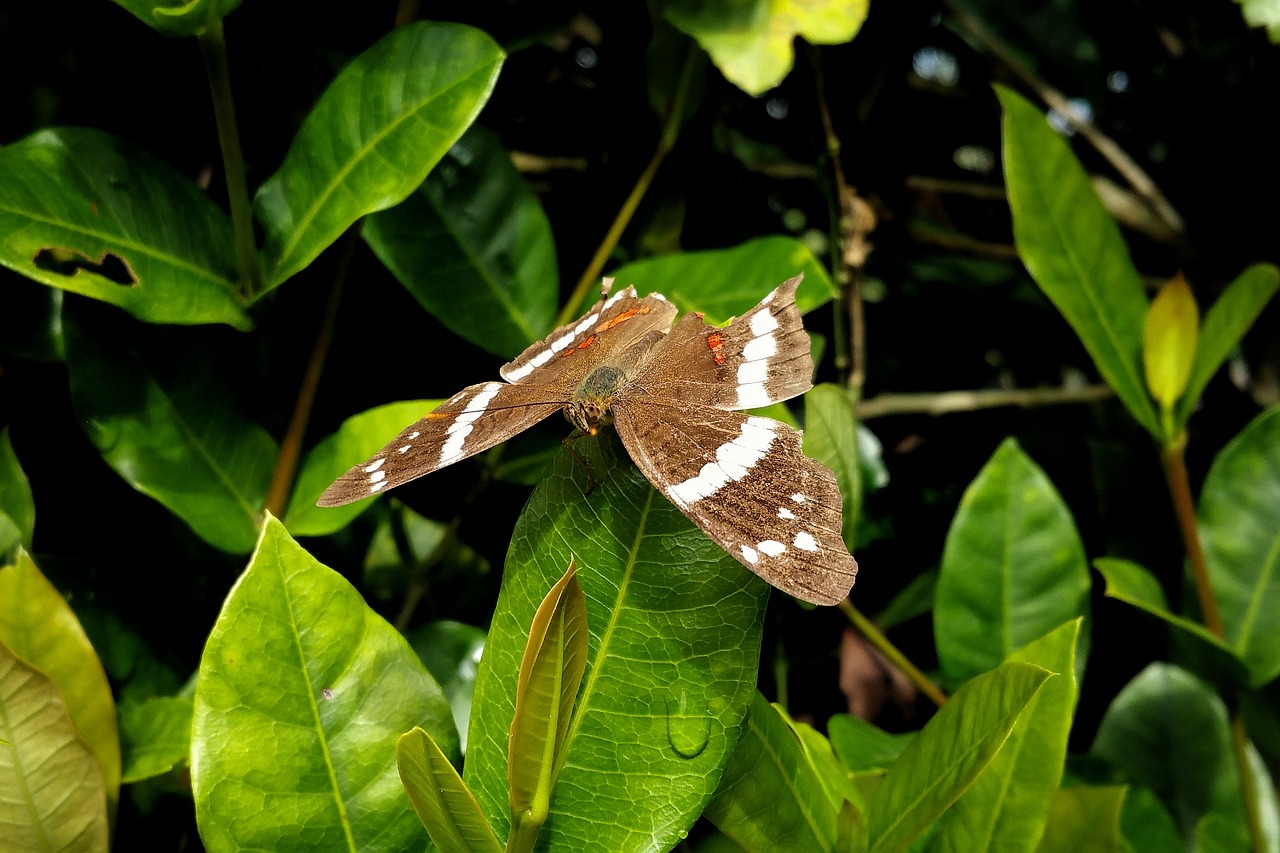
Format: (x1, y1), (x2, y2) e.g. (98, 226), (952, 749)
(1198, 406), (1280, 685)
(364, 126), (558, 358)
(999, 86), (1159, 437)
(0, 551), (120, 809)
(867, 662), (1053, 853)
(0, 638), (109, 853)
(191, 517), (458, 853)
(397, 727), (501, 853)
(255, 22), (504, 288)
(0, 128), (247, 328)
(466, 434), (768, 851)
(934, 439), (1090, 685)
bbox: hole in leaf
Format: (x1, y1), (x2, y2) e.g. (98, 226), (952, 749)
(33, 247), (138, 286)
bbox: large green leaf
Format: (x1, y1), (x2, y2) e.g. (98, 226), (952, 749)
(0, 551), (120, 812)
(0, 638), (109, 853)
(0, 428), (34, 554)
(1093, 557), (1249, 687)
(465, 433), (769, 851)
(828, 714), (913, 774)
(1033, 786), (1125, 853)
(934, 439), (1091, 685)
(406, 621), (486, 754)
(1175, 263), (1279, 425)
(804, 383), (861, 547)
(602, 236), (835, 322)
(1091, 663), (1277, 842)
(191, 517), (458, 853)
(998, 87), (1159, 438)
(1200, 407), (1280, 685)
(705, 693), (846, 852)
(119, 696), (193, 784)
(397, 727), (501, 853)
(1118, 786), (1183, 853)
(255, 22), (504, 288)
(64, 316), (277, 554)
(0, 128), (248, 328)
(363, 126), (559, 358)
(933, 620), (1082, 853)
(285, 400), (436, 537)
(109, 0), (243, 37)
(662, 0), (869, 95)
(867, 661), (1053, 853)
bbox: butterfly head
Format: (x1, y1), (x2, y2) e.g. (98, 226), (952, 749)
(566, 365), (627, 435)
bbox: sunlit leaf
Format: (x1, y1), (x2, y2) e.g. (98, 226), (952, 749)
(0, 128), (248, 328)
(397, 727), (502, 853)
(255, 22), (504, 288)
(191, 517), (458, 853)
(999, 86), (1159, 438)
(109, 0), (243, 37)
(828, 714), (913, 773)
(364, 126), (559, 358)
(0, 638), (109, 853)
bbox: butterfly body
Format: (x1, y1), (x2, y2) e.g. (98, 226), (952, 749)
(319, 275), (858, 605)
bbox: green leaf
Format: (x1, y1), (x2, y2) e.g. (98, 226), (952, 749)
(191, 517), (458, 853)
(875, 568), (937, 632)
(285, 400), (437, 537)
(0, 638), (109, 853)
(397, 727), (502, 853)
(933, 620), (1082, 853)
(509, 564), (589, 838)
(1090, 663), (1277, 841)
(255, 22), (505, 288)
(0, 551), (121, 813)
(406, 621), (486, 754)
(602, 236), (835, 322)
(867, 661), (1053, 853)
(663, 0), (869, 95)
(804, 383), (861, 547)
(998, 86), (1159, 438)
(0, 128), (248, 328)
(1199, 407), (1280, 686)
(934, 439), (1091, 685)
(828, 714), (913, 772)
(0, 429), (34, 554)
(1118, 786), (1183, 853)
(363, 126), (559, 358)
(1175, 263), (1279, 425)
(119, 696), (193, 784)
(362, 503), (490, 603)
(1033, 786), (1125, 853)
(1234, 0), (1280, 42)
(64, 316), (277, 554)
(109, 0), (243, 37)
(465, 433), (769, 851)
(706, 693), (849, 852)
(1093, 557), (1249, 687)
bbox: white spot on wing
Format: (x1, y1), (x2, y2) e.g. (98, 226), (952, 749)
(668, 417), (778, 505)
(439, 382), (503, 464)
(793, 531), (818, 551)
(369, 470), (387, 484)
(398, 445), (411, 453)
(741, 545), (759, 564)
(408, 431), (421, 440)
(737, 360), (768, 384)
(791, 493), (806, 503)
(370, 481), (388, 493)
(750, 310), (779, 336)
(742, 334), (778, 361)
(364, 458), (385, 473)
(758, 539), (786, 557)
(778, 507), (796, 520)
(736, 382), (772, 408)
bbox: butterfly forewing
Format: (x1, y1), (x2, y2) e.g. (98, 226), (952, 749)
(612, 402), (857, 605)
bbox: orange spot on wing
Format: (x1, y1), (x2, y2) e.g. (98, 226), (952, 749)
(596, 306), (649, 333)
(562, 334), (597, 357)
(706, 331), (726, 365)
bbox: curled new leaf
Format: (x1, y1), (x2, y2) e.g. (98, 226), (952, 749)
(398, 727), (502, 853)
(508, 562), (588, 837)
(1143, 273), (1199, 421)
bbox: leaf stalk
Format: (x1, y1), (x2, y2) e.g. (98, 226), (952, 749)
(838, 600), (949, 708)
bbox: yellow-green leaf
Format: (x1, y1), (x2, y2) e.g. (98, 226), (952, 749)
(508, 562), (588, 832)
(397, 727), (502, 853)
(1142, 273), (1199, 416)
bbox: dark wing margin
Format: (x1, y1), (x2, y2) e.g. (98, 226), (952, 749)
(613, 402), (857, 606)
(317, 382), (563, 507)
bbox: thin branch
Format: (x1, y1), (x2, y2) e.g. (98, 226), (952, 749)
(263, 229), (356, 518)
(198, 17), (262, 299)
(838, 600), (948, 708)
(945, 0), (1184, 238)
(857, 383), (1113, 420)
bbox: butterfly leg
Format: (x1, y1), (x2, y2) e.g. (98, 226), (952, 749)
(561, 429), (598, 495)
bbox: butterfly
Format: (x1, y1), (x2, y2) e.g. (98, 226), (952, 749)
(319, 274), (858, 605)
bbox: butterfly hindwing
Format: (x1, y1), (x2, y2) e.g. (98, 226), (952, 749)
(612, 402), (857, 605)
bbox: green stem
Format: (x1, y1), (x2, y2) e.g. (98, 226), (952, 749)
(838, 600), (948, 708)
(1158, 437), (1264, 850)
(557, 46), (700, 326)
(505, 812), (542, 853)
(199, 17), (262, 299)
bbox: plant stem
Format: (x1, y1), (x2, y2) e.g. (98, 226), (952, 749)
(857, 383), (1113, 420)
(838, 600), (948, 708)
(557, 46), (700, 326)
(199, 17), (262, 299)
(1157, 437), (1224, 637)
(505, 813), (542, 853)
(1230, 704), (1266, 851)
(263, 229), (355, 518)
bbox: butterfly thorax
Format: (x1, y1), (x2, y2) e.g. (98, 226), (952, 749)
(566, 364), (628, 435)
